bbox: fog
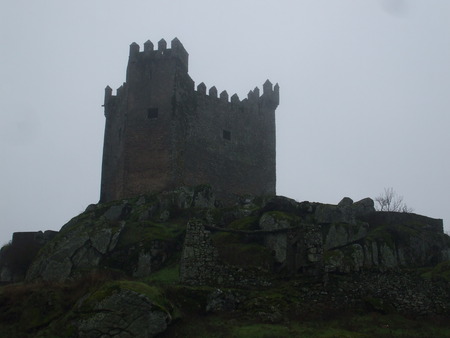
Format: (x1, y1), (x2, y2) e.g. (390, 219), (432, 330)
(1, 0), (449, 245)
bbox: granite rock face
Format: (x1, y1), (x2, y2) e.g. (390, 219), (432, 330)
(0, 186), (446, 286)
(26, 219), (124, 282)
(25, 186), (214, 282)
(178, 193), (449, 285)
(75, 283), (171, 337)
(322, 209), (450, 273)
(315, 197), (375, 225)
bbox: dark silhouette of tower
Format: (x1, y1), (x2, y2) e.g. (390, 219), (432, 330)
(101, 38), (279, 203)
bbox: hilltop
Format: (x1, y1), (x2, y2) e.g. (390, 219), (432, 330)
(1, 185), (450, 337)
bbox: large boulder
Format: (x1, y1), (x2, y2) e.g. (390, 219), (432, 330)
(26, 192), (187, 282)
(323, 222), (369, 250)
(315, 197), (375, 225)
(26, 217), (124, 281)
(74, 281), (172, 337)
(323, 212), (450, 272)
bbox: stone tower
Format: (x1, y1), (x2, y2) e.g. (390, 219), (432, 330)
(100, 38), (279, 203)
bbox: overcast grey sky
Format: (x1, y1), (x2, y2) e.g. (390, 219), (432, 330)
(1, 0), (449, 245)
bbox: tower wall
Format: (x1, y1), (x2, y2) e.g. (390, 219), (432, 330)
(101, 84), (127, 201)
(100, 38), (279, 203)
(180, 84), (277, 200)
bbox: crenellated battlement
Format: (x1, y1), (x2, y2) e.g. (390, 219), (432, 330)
(106, 38), (279, 112)
(128, 37), (189, 71)
(194, 80), (279, 109)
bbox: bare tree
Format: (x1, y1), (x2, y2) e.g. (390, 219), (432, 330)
(375, 187), (413, 213)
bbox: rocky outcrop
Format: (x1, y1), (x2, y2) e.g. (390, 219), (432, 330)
(180, 219), (272, 287)
(74, 281), (172, 337)
(0, 186), (446, 287)
(26, 221), (124, 282)
(0, 186), (450, 337)
(324, 211), (450, 273)
(25, 186), (215, 282)
(259, 212), (323, 274)
(315, 197), (375, 225)
(179, 194), (449, 283)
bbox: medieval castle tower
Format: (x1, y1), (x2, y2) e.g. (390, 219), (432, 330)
(100, 38), (279, 202)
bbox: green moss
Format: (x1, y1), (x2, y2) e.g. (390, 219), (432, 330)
(231, 323), (293, 337)
(366, 225), (396, 250)
(0, 282), (82, 336)
(265, 210), (296, 223)
(163, 284), (215, 318)
(228, 216), (260, 230)
(421, 260), (450, 282)
(163, 309), (450, 338)
(232, 323), (372, 338)
(80, 280), (170, 313)
(3, 277), (450, 338)
(323, 249), (344, 263)
(209, 207), (227, 224)
(144, 263), (180, 284)
(366, 221), (427, 252)
(117, 220), (185, 248)
(239, 289), (290, 317)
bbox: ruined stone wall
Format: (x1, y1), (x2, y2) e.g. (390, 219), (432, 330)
(179, 219), (221, 285)
(179, 195), (450, 288)
(179, 215), (450, 316)
(278, 271), (450, 317)
(180, 219), (272, 287)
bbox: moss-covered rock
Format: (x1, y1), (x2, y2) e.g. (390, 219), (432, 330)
(25, 189), (192, 282)
(322, 222), (369, 250)
(74, 281), (172, 337)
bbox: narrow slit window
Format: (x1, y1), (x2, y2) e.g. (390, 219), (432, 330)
(147, 108), (159, 119)
(223, 129), (231, 141)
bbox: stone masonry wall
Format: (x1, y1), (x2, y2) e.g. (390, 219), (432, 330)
(180, 219), (272, 287)
(100, 39), (279, 203)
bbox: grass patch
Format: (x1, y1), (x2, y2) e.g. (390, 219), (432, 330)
(228, 216), (260, 230)
(117, 220), (186, 247)
(79, 280), (170, 313)
(421, 260), (450, 282)
(144, 263), (180, 284)
(265, 211), (298, 223)
(0, 281), (88, 336)
(231, 323), (294, 337)
(161, 312), (450, 338)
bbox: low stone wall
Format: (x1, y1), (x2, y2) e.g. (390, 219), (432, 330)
(0, 230), (58, 283)
(362, 212), (444, 233)
(180, 219), (221, 285)
(290, 271), (450, 317)
(180, 219), (272, 287)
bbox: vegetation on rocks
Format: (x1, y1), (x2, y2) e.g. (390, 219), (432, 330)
(0, 186), (450, 337)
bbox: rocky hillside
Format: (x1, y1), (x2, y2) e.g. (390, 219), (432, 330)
(1, 185), (450, 337)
